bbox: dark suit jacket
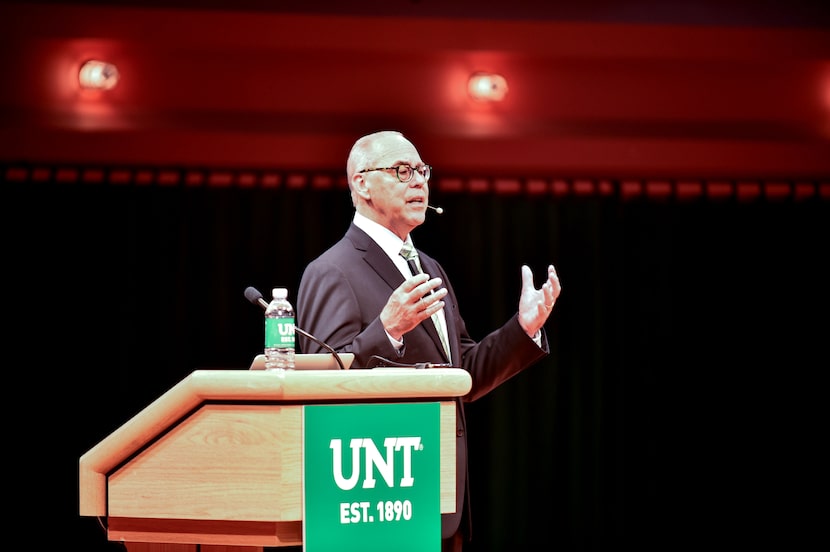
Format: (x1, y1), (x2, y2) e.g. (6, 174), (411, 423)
(297, 222), (549, 540)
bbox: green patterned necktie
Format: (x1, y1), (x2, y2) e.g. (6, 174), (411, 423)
(400, 243), (451, 360)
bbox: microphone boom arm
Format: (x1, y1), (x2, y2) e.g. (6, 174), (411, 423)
(293, 325), (346, 371)
(244, 286), (346, 370)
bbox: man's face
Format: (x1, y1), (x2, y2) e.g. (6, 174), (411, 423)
(358, 135), (430, 240)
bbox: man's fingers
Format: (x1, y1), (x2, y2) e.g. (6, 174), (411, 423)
(403, 273), (430, 292)
(521, 265), (534, 291)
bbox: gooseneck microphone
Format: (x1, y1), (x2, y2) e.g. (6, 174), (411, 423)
(244, 286), (270, 310)
(427, 205), (444, 214)
(244, 286), (346, 370)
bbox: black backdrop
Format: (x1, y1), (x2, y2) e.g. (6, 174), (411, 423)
(6, 176), (826, 551)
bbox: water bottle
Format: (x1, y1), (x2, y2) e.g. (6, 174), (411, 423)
(264, 287), (295, 370)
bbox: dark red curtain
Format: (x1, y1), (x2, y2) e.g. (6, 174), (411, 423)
(7, 175), (825, 551)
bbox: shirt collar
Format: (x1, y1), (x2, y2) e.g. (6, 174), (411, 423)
(353, 212), (413, 260)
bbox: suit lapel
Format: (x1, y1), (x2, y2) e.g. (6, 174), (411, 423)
(346, 224), (403, 291)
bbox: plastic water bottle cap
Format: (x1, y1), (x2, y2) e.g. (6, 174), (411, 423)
(272, 287), (288, 299)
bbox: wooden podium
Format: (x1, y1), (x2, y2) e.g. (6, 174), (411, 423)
(79, 367), (471, 551)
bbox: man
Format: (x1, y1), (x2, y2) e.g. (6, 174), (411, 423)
(296, 130), (561, 551)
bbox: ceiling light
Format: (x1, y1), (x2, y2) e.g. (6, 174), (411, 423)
(79, 60), (120, 90)
(468, 72), (508, 102)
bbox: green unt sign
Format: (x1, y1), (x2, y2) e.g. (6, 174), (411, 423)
(303, 402), (441, 552)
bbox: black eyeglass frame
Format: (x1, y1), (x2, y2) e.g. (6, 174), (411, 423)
(358, 164), (432, 183)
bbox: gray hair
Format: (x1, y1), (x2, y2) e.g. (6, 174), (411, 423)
(345, 130), (404, 207)
(346, 130), (404, 181)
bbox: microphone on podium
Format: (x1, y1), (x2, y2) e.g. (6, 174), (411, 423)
(244, 286), (270, 310)
(244, 286), (347, 370)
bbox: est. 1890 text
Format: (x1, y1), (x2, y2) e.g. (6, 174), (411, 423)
(340, 500), (413, 524)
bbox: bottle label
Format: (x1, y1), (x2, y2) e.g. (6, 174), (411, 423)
(265, 316), (296, 348)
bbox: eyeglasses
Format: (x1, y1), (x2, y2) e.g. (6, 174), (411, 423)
(358, 164), (431, 183)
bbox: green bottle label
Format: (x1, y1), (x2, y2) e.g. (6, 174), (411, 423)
(265, 316), (295, 348)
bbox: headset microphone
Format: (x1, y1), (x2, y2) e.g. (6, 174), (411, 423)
(427, 205), (444, 214)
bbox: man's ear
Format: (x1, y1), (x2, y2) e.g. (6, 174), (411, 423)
(353, 174), (371, 199)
